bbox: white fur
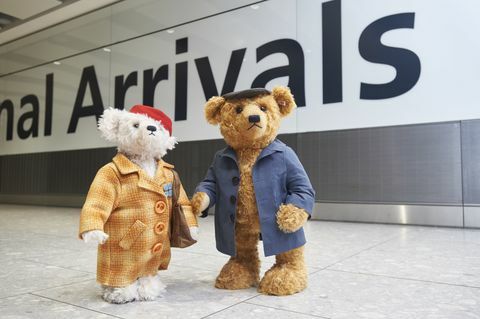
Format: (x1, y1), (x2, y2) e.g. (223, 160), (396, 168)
(100, 274), (166, 304)
(92, 107), (177, 304)
(101, 282), (139, 304)
(98, 107), (177, 163)
(82, 230), (108, 244)
(137, 273), (166, 301)
(130, 157), (157, 178)
(189, 226), (199, 241)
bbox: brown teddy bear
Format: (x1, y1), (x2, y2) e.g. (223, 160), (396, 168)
(191, 86), (315, 295)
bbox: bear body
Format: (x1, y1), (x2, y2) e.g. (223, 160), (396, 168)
(196, 140), (311, 257)
(192, 87), (315, 295)
(79, 106), (197, 303)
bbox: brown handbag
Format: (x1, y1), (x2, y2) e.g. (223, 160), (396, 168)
(169, 170), (197, 248)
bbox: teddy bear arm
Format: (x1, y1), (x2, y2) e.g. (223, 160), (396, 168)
(79, 165), (120, 239)
(276, 203), (309, 233)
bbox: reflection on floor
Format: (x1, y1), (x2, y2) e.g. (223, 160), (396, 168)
(0, 204), (479, 318)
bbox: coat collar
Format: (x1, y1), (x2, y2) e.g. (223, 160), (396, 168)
(219, 139), (285, 162)
(112, 153), (173, 195)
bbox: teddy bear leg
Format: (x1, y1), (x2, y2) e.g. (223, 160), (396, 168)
(137, 272), (166, 301)
(258, 245), (307, 296)
(215, 225), (260, 290)
(101, 281), (139, 304)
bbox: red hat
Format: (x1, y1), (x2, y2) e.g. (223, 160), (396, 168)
(129, 105), (172, 136)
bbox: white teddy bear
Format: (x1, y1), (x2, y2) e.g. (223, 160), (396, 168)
(79, 105), (198, 304)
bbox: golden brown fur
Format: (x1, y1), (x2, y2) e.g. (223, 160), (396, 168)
(194, 86), (309, 295)
(277, 204), (309, 233)
(191, 191), (208, 216)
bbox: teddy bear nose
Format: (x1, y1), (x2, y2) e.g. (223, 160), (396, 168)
(248, 115), (260, 123)
(146, 125), (157, 132)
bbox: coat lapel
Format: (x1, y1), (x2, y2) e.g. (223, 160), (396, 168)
(112, 153), (172, 195)
(257, 139), (285, 161)
(218, 139), (285, 164)
(219, 146), (237, 163)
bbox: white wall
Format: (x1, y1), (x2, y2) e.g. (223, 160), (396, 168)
(1, 0), (480, 155)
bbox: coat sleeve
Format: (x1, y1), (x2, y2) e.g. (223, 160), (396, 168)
(78, 164), (120, 238)
(284, 147), (315, 217)
(177, 178), (198, 227)
(194, 153), (218, 209)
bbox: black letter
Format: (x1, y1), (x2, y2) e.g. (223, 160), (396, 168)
(68, 66), (104, 133)
(44, 73), (53, 136)
(143, 65), (168, 107)
(0, 99), (14, 141)
(359, 13), (421, 99)
(18, 94), (40, 139)
(195, 48), (246, 100)
(114, 71), (137, 110)
(322, 0), (343, 104)
(175, 37), (188, 121)
(252, 39), (306, 106)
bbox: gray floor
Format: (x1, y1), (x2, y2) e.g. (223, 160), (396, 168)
(0, 205), (479, 319)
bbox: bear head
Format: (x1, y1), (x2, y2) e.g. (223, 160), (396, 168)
(204, 86), (296, 149)
(98, 106), (176, 160)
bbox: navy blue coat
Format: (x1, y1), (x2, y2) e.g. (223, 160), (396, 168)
(195, 139), (315, 257)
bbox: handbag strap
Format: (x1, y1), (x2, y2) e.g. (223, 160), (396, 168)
(171, 169), (181, 206)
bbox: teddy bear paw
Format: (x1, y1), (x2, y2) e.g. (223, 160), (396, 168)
(215, 259), (259, 290)
(82, 230), (109, 244)
(258, 264), (307, 296)
(276, 204), (309, 233)
(191, 192), (210, 216)
(101, 282), (139, 304)
(137, 273), (166, 301)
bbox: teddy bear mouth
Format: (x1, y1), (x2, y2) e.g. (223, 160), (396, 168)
(247, 123), (263, 130)
(148, 132), (156, 136)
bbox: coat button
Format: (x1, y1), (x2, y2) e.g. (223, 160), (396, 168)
(155, 201), (167, 214)
(232, 176), (239, 186)
(154, 222), (165, 235)
(230, 214), (235, 223)
(152, 242), (163, 254)
(230, 195), (236, 204)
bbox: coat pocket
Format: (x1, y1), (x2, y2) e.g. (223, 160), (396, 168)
(119, 220), (147, 250)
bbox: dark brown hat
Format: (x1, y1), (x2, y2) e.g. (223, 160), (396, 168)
(222, 88), (271, 100)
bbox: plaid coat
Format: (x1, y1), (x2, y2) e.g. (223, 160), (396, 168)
(79, 153), (197, 287)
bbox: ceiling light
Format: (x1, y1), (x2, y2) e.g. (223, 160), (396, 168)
(103, 47), (111, 52)
(53, 61), (61, 65)
(250, 4), (260, 9)
(166, 29), (175, 34)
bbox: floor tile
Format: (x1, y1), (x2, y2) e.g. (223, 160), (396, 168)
(206, 302), (325, 318)
(35, 267), (261, 319)
(0, 294), (118, 318)
(303, 221), (410, 269)
(1, 204), (479, 319)
(329, 226), (480, 287)
(248, 269), (480, 319)
(0, 258), (94, 298)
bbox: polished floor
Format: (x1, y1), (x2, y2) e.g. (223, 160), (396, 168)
(0, 204), (479, 318)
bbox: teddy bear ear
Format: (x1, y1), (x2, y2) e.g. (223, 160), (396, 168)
(204, 96), (225, 125)
(98, 107), (122, 142)
(272, 86), (296, 117)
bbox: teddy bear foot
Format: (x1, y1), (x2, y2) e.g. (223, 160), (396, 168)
(101, 282), (139, 304)
(258, 264), (307, 296)
(137, 273), (166, 301)
(215, 259), (259, 290)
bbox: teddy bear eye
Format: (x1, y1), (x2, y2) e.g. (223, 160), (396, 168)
(133, 123), (139, 128)
(260, 105), (267, 112)
(235, 106), (243, 114)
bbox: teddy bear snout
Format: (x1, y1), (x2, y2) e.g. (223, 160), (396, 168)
(146, 125), (157, 132)
(248, 115), (260, 123)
